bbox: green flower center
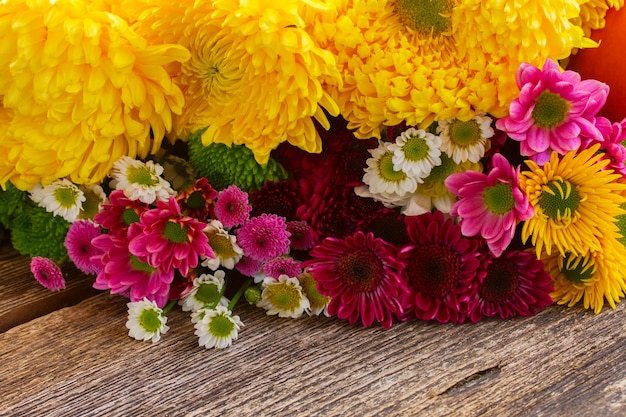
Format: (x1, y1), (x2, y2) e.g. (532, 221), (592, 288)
(378, 151), (407, 183)
(129, 255), (157, 273)
(538, 180), (580, 220)
(163, 221), (190, 243)
(448, 119), (483, 147)
(264, 282), (304, 310)
(615, 203), (626, 247)
(531, 91), (570, 129)
(78, 188), (101, 220)
(483, 183), (516, 215)
(195, 282), (221, 305)
(127, 166), (160, 186)
(337, 248), (384, 292)
(207, 232), (238, 259)
(396, 0), (453, 35)
(561, 253), (594, 283)
(402, 135), (430, 162)
(185, 191), (207, 210)
(122, 208), (140, 226)
(479, 258), (519, 303)
(54, 187), (80, 208)
(138, 308), (162, 333)
(405, 244), (459, 298)
(208, 313), (236, 338)
(298, 272), (331, 310)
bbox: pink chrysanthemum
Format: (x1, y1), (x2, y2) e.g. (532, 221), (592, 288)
(467, 250), (554, 321)
(235, 255), (263, 277)
(304, 231), (410, 329)
(399, 211), (485, 324)
(496, 58), (608, 163)
(236, 214), (291, 262)
(93, 190), (149, 238)
(176, 177), (218, 221)
(286, 220), (315, 251)
(263, 256), (302, 279)
(446, 153), (534, 257)
(64, 220), (104, 275)
(214, 185), (252, 228)
(30, 257), (65, 291)
(92, 234), (174, 308)
(128, 198), (213, 277)
(586, 117), (626, 177)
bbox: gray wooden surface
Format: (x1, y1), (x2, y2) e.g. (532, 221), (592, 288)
(1, 241), (625, 416)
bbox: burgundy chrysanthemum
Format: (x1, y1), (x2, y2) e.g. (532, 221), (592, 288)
(399, 211), (485, 323)
(467, 250), (554, 321)
(30, 257), (65, 291)
(92, 234), (174, 307)
(64, 220), (104, 274)
(176, 177), (218, 221)
(93, 189), (149, 238)
(304, 231), (410, 328)
(286, 220), (315, 251)
(236, 213), (291, 262)
(263, 256), (302, 279)
(127, 198), (213, 276)
(357, 208), (409, 247)
(214, 185), (252, 228)
(249, 180), (303, 220)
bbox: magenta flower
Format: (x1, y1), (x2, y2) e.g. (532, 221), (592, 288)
(263, 256), (302, 279)
(236, 213), (291, 262)
(467, 250), (554, 321)
(92, 234), (174, 307)
(586, 116), (626, 176)
(30, 257), (65, 291)
(445, 153), (533, 257)
(128, 198), (213, 276)
(64, 220), (104, 274)
(235, 255), (263, 277)
(496, 58), (608, 163)
(93, 190), (149, 238)
(304, 231), (410, 329)
(286, 220), (315, 251)
(214, 185), (252, 228)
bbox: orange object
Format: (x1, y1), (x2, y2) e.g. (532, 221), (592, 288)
(567, 7), (626, 122)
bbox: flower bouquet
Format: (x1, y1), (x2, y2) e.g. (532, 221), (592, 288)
(2, 0), (626, 349)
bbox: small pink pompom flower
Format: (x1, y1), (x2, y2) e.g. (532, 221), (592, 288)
(64, 220), (104, 274)
(236, 214), (291, 262)
(214, 185), (252, 228)
(30, 257), (65, 291)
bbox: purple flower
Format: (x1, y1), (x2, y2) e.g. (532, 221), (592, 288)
(496, 58), (608, 163)
(263, 256), (302, 279)
(236, 213), (291, 262)
(446, 153), (533, 257)
(64, 220), (104, 274)
(30, 257), (65, 291)
(214, 185), (252, 228)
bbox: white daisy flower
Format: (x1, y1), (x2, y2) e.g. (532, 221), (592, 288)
(109, 156), (175, 204)
(194, 305), (244, 349)
(354, 184), (413, 211)
(180, 270), (229, 313)
(297, 272), (331, 317)
(29, 179), (85, 223)
(257, 275), (310, 319)
(362, 141), (418, 196)
(389, 127), (442, 179)
(437, 113), (494, 164)
(125, 298), (169, 343)
(201, 220), (244, 271)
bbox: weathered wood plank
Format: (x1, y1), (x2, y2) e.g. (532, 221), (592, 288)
(1, 289), (625, 416)
(0, 241), (99, 332)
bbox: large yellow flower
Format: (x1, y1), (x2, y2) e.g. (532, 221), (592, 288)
(544, 237), (626, 313)
(573, 0), (624, 37)
(309, 0), (591, 139)
(520, 145), (626, 258)
(0, 0), (189, 190)
(123, 0), (342, 165)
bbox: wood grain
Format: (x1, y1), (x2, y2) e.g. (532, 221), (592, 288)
(1, 286), (626, 416)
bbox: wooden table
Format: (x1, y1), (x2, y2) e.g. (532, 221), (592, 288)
(2, 239), (626, 416)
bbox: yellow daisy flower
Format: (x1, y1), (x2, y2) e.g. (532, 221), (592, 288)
(310, 0), (591, 139)
(520, 145), (626, 258)
(124, 0), (342, 165)
(544, 237), (626, 313)
(0, 0), (189, 190)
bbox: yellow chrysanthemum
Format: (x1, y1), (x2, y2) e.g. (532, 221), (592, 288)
(520, 145), (626, 258)
(309, 0), (591, 139)
(0, 0), (189, 190)
(123, 0), (342, 165)
(572, 0), (624, 38)
(544, 237), (626, 313)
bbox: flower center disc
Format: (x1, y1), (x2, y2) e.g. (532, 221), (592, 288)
(538, 180), (580, 221)
(449, 119), (482, 147)
(483, 183), (515, 215)
(403, 135), (430, 162)
(395, 0), (453, 35)
(378, 152), (408, 183)
(531, 91), (570, 129)
(561, 253), (595, 283)
(406, 244), (459, 297)
(337, 248), (384, 292)
(479, 259), (519, 303)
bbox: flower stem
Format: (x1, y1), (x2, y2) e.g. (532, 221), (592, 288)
(228, 277), (253, 312)
(162, 299), (177, 315)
